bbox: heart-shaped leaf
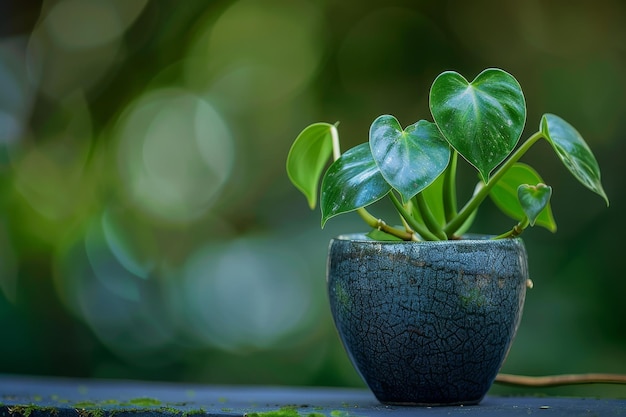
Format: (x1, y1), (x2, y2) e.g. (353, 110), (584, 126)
(541, 114), (609, 205)
(430, 68), (526, 183)
(320, 143), (391, 227)
(518, 183), (552, 226)
(286, 123), (336, 209)
(490, 163), (556, 232)
(369, 115), (450, 202)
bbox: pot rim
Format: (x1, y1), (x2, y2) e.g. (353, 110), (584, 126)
(333, 233), (522, 244)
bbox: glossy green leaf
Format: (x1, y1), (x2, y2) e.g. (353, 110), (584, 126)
(286, 123), (335, 209)
(369, 115), (450, 203)
(489, 163), (557, 232)
(430, 68), (526, 183)
(320, 143), (391, 227)
(541, 114), (609, 205)
(518, 183), (552, 226)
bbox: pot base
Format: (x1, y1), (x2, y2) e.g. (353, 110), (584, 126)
(382, 400), (481, 407)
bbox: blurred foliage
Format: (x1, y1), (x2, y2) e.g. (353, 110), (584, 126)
(0, 0), (624, 398)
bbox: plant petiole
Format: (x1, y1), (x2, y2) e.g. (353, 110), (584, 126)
(330, 122), (341, 161)
(443, 150), (458, 223)
(390, 193), (440, 241)
(493, 217), (530, 239)
(355, 207), (414, 240)
(414, 193), (447, 240)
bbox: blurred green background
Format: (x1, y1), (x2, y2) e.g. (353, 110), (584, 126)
(0, 0), (624, 398)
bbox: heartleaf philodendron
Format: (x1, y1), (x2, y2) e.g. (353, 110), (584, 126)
(430, 69), (526, 183)
(369, 115), (450, 203)
(286, 68), (608, 241)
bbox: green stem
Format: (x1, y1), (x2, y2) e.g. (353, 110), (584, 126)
(390, 193), (440, 241)
(356, 208), (415, 240)
(396, 201), (416, 234)
(443, 131), (545, 236)
(443, 151), (458, 224)
(330, 123), (341, 161)
(493, 217), (530, 239)
(415, 193), (447, 240)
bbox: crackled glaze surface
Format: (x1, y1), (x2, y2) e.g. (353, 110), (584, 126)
(327, 234), (528, 406)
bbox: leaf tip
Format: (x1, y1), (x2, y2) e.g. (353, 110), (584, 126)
(600, 189), (610, 207)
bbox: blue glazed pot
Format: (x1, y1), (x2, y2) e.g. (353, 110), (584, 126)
(327, 234), (529, 406)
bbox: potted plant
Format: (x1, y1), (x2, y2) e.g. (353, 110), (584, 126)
(286, 68), (609, 406)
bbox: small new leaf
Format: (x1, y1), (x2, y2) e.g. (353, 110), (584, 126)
(518, 183), (552, 226)
(490, 163), (557, 232)
(286, 123), (336, 209)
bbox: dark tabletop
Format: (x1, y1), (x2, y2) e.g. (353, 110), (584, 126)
(1, 374), (625, 416)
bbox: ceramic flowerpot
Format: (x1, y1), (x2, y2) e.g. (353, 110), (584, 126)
(327, 234), (529, 406)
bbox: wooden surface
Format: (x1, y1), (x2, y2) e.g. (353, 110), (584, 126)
(1, 374), (625, 416)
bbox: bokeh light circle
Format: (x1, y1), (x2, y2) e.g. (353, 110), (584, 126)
(53, 212), (175, 360)
(45, 0), (123, 50)
(181, 235), (316, 351)
(0, 38), (32, 149)
(25, 0), (148, 99)
(185, 0), (326, 109)
(115, 88), (235, 223)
